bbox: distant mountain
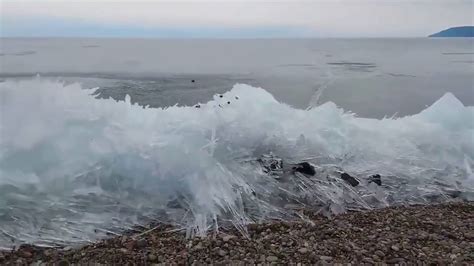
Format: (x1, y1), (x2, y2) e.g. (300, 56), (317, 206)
(429, 26), (474, 37)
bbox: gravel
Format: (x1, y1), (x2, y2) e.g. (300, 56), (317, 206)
(1, 202), (473, 264)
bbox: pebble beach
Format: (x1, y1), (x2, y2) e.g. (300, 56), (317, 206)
(1, 202), (473, 265)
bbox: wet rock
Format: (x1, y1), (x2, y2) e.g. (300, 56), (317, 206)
(368, 174), (382, 186)
(341, 172), (359, 187)
(293, 162), (316, 176)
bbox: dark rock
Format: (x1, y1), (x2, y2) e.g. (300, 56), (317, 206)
(341, 173), (359, 187)
(191, 80), (195, 83)
(368, 174), (382, 186)
(447, 190), (462, 198)
(195, 104), (201, 108)
(293, 162), (316, 176)
(219, 95), (223, 98)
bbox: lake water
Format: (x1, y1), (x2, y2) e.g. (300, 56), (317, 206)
(1, 38), (473, 117)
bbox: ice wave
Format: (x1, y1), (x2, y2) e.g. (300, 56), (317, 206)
(0, 77), (473, 248)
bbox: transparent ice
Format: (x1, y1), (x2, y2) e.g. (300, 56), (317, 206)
(0, 77), (473, 249)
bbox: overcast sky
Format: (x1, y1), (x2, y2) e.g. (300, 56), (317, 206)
(1, 0), (473, 38)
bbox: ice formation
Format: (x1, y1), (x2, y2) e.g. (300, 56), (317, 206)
(0, 77), (473, 248)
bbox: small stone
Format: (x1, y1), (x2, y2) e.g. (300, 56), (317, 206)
(452, 245), (461, 253)
(266, 255), (278, 262)
(148, 254), (157, 262)
(375, 250), (385, 258)
(120, 248), (129, 253)
(63, 246), (72, 251)
(43, 249), (54, 257)
(320, 255), (333, 261)
(223, 235), (235, 242)
(362, 257), (374, 264)
(391, 245), (400, 251)
(20, 251), (33, 258)
(298, 247), (308, 254)
(193, 242), (203, 250)
(464, 232), (474, 239)
(218, 249), (227, 257)
(124, 241), (136, 250)
(137, 239), (147, 248)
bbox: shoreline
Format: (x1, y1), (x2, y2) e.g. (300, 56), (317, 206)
(1, 202), (473, 264)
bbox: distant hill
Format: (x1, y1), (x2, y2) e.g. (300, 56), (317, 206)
(429, 26), (474, 37)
